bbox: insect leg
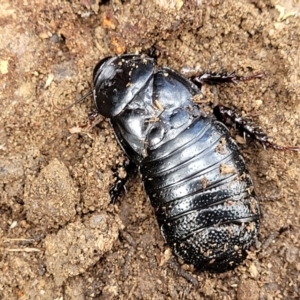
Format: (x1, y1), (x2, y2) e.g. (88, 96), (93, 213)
(144, 44), (170, 61)
(191, 71), (265, 87)
(109, 158), (136, 204)
(213, 104), (300, 151)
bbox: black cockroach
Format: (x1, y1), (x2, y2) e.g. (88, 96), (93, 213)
(78, 54), (299, 272)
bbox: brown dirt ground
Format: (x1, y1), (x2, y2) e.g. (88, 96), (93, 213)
(0, 0), (300, 299)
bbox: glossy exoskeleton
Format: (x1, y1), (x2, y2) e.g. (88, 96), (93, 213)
(91, 54), (297, 272)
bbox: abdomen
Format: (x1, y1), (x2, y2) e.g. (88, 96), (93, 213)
(140, 115), (260, 271)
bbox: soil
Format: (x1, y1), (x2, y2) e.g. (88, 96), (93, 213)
(0, 0), (300, 299)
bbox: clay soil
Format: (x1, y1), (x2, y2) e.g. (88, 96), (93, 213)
(0, 0), (300, 299)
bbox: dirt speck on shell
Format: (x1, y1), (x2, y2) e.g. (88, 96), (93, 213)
(0, 0), (300, 299)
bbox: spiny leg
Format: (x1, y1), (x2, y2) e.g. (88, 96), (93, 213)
(213, 104), (300, 151)
(109, 158), (136, 204)
(191, 70), (265, 86)
(190, 69), (299, 151)
(88, 111), (137, 203)
(146, 44), (168, 60)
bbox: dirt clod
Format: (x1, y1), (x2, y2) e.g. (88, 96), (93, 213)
(44, 213), (123, 286)
(24, 159), (79, 229)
